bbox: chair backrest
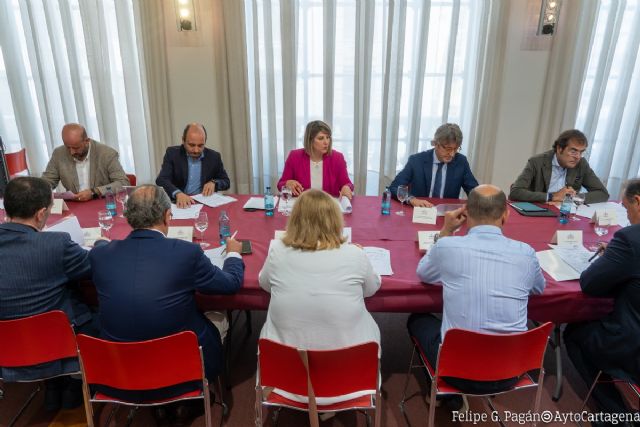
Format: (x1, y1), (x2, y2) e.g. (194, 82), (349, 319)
(5, 148), (28, 177)
(436, 322), (553, 381)
(76, 331), (204, 391)
(258, 339), (379, 398)
(126, 174), (137, 186)
(0, 310), (77, 368)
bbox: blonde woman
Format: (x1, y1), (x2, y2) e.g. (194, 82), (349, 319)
(259, 189), (381, 402)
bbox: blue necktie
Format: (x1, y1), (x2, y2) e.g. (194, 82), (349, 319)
(432, 163), (444, 198)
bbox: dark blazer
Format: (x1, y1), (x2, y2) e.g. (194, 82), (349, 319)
(156, 145), (231, 198)
(577, 223), (640, 383)
(389, 149), (478, 200)
(509, 150), (609, 204)
(0, 223), (93, 380)
(89, 229), (244, 382)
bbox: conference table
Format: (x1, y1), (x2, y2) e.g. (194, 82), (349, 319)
(59, 193), (616, 400)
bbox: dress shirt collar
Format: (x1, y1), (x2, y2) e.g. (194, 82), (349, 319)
(467, 224), (503, 236)
(552, 153), (563, 169)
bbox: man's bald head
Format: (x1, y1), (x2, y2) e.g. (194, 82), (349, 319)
(61, 123), (90, 160)
(181, 123), (207, 159)
(466, 184), (507, 223)
(125, 185), (171, 229)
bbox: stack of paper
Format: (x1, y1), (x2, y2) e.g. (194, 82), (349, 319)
(243, 197), (280, 210)
(536, 245), (597, 281)
(204, 246), (226, 269)
(575, 202), (630, 227)
(363, 247), (393, 275)
(192, 193), (237, 208)
(171, 203), (203, 219)
(44, 216), (84, 245)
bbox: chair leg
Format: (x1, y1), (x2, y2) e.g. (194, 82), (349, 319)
(400, 345), (417, 410)
(8, 383), (40, 427)
(427, 382), (437, 427)
(579, 370), (602, 413)
(255, 387), (263, 427)
(374, 390), (382, 427)
(552, 324), (563, 401)
(203, 382), (213, 427)
(532, 370), (546, 427)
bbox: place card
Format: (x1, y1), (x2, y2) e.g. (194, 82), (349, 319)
(51, 199), (69, 215)
(418, 231), (440, 252)
(591, 209), (617, 226)
(168, 226), (194, 242)
(82, 227), (102, 246)
(550, 230), (583, 247)
(412, 207), (437, 224)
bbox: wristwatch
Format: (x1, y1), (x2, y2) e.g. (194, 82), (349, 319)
(547, 192), (553, 202)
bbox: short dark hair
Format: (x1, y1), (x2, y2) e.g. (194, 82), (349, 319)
(182, 123), (208, 142)
(623, 178), (640, 200)
(4, 177), (53, 219)
(553, 129), (588, 151)
(432, 123), (463, 146)
(466, 186), (507, 222)
(125, 185), (171, 229)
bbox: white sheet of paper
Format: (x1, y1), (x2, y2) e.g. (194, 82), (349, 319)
(0, 198), (3, 209)
(243, 196), (280, 210)
(82, 227), (102, 246)
(536, 250), (581, 281)
(552, 230), (583, 247)
(339, 197), (352, 214)
(417, 231), (440, 252)
(167, 226), (194, 242)
(170, 203), (203, 220)
(204, 246), (226, 269)
(413, 207), (437, 224)
(436, 204), (464, 216)
(363, 247), (393, 275)
(274, 226), (352, 243)
(45, 215), (84, 246)
(577, 201), (630, 227)
(191, 193), (237, 208)
(54, 191), (76, 200)
(549, 244), (595, 275)
(592, 209), (618, 226)
(51, 199), (68, 215)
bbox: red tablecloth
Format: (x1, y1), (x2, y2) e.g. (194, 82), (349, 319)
(58, 195), (615, 323)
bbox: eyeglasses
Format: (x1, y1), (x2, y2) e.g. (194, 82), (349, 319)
(566, 148), (586, 158)
(436, 145), (460, 154)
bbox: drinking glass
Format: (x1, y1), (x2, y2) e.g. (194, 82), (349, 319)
(195, 211), (210, 249)
(280, 187), (293, 216)
(593, 221), (609, 237)
(115, 188), (128, 218)
(396, 185), (409, 216)
(98, 210), (113, 238)
(571, 193), (585, 221)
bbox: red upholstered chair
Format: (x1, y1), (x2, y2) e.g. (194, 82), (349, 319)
(5, 148), (29, 177)
(255, 339), (381, 427)
(125, 174), (136, 186)
(0, 310), (79, 427)
(400, 322), (553, 427)
(77, 331), (222, 427)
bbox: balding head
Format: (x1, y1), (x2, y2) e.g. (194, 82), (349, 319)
(466, 184), (508, 225)
(61, 123), (90, 160)
(125, 185), (171, 230)
(181, 123), (207, 159)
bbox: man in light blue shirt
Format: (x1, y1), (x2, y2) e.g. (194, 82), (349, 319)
(408, 184), (545, 406)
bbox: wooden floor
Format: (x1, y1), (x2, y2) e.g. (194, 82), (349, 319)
(0, 311), (629, 426)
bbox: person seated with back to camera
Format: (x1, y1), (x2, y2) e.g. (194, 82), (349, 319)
(258, 189), (381, 404)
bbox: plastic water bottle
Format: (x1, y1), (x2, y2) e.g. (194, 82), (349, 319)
(264, 186), (274, 217)
(104, 186), (117, 217)
(218, 210), (231, 244)
(381, 187), (391, 215)
(559, 193), (572, 224)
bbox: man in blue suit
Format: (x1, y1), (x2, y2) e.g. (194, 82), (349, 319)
(156, 122), (231, 208)
(0, 177), (99, 411)
(90, 184), (244, 403)
(389, 123), (478, 207)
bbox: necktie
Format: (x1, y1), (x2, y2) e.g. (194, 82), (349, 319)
(432, 163), (444, 198)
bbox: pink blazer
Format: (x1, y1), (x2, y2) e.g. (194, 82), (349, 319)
(277, 149), (354, 197)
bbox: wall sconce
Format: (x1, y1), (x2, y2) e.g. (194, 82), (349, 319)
(175, 0), (197, 31)
(537, 0), (561, 35)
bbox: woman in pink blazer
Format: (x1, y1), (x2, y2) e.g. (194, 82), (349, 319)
(277, 120), (354, 199)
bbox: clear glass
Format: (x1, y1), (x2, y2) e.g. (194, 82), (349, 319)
(195, 211), (210, 249)
(97, 210), (113, 238)
(571, 193), (586, 221)
(593, 221), (609, 237)
(280, 186), (293, 216)
(396, 185), (409, 216)
(115, 188), (128, 218)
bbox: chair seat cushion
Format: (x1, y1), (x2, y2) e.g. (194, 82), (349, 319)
(93, 389), (203, 405)
(265, 391), (375, 411)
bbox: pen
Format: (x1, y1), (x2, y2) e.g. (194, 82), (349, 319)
(229, 230), (238, 240)
(588, 247), (603, 262)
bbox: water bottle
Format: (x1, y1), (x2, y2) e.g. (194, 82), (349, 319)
(559, 193), (572, 225)
(381, 187), (391, 215)
(264, 186), (274, 217)
(218, 210), (231, 244)
(104, 186), (117, 217)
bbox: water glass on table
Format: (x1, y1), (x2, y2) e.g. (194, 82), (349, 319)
(396, 185), (409, 216)
(98, 210), (113, 238)
(115, 188), (128, 218)
(280, 187), (293, 216)
(195, 211), (210, 249)
(593, 221), (609, 237)
(571, 193), (586, 221)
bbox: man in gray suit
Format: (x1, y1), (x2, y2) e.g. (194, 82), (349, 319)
(509, 129), (609, 204)
(0, 177), (100, 411)
(41, 123), (130, 202)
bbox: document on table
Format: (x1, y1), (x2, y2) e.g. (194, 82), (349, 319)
(412, 207), (437, 224)
(167, 226), (193, 242)
(45, 215), (84, 246)
(204, 245), (226, 269)
(192, 193), (237, 208)
(274, 227), (352, 243)
(171, 203), (203, 219)
(363, 247), (393, 276)
(339, 197), (352, 214)
(536, 245), (597, 281)
(82, 227), (102, 246)
(417, 231), (440, 252)
(576, 201), (630, 227)
(435, 204), (464, 216)
(243, 196), (279, 210)
(54, 191), (76, 200)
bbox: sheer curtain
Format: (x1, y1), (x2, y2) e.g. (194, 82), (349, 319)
(244, 0), (494, 195)
(0, 0), (152, 182)
(575, 0), (640, 198)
